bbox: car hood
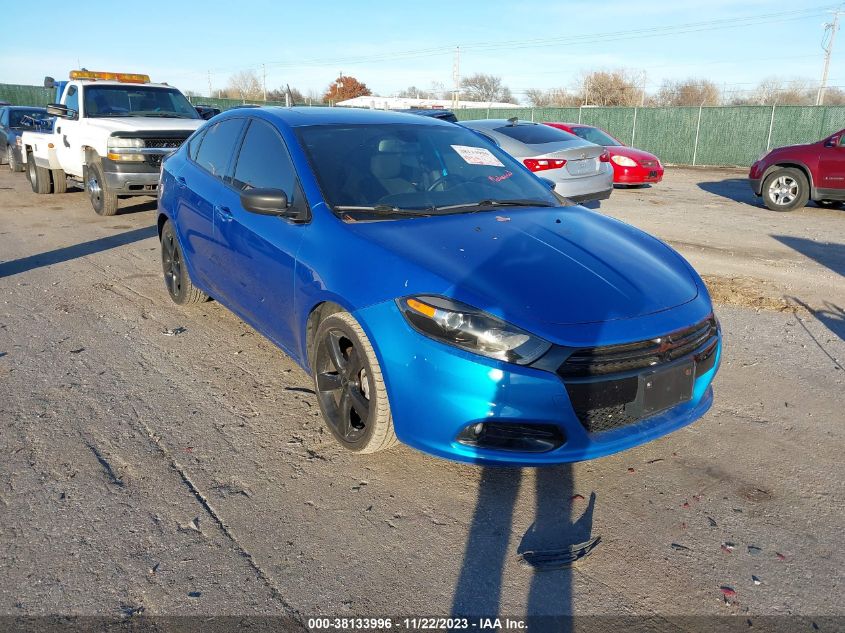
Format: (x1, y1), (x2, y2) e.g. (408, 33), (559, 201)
(347, 206), (699, 326)
(608, 146), (660, 163)
(83, 117), (204, 135)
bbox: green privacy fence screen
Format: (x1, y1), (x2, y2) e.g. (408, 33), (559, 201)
(4, 81), (845, 166)
(453, 104), (845, 167)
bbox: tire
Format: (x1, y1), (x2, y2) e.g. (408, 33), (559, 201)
(762, 167), (809, 212)
(8, 146), (22, 172)
(160, 219), (208, 305)
(816, 199), (844, 209)
(312, 311), (398, 454)
(26, 151), (52, 194)
(87, 161), (119, 216)
(51, 169), (67, 194)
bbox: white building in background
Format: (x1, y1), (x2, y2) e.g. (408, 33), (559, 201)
(335, 96), (520, 110)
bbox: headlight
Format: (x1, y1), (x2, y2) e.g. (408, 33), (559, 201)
(611, 155), (638, 167)
(107, 137), (145, 161)
(397, 296), (551, 365)
(108, 137), (144, 149)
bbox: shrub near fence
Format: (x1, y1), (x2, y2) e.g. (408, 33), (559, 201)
(454, 104), (845, 167)
(4, 81), (845, 167)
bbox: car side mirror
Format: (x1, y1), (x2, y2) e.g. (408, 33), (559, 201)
(241, 187), (289, 215)
(46, 103), (72, 118)
(538, 176), (556, 190)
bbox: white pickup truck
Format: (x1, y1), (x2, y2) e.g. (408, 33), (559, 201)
(21, 71), (204, 216)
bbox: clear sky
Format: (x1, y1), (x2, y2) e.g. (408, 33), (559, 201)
(0, 0), (841, 102)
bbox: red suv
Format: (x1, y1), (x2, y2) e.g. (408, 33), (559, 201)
(749, 129), (845, 211)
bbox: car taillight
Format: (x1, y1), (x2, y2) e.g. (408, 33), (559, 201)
(599, 150), (610, 162)
(523, 158), (566, 172)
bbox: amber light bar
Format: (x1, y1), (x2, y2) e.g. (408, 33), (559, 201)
(69, 70), (151, 83)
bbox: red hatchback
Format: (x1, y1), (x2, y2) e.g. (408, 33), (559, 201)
(545, 123), (664, 186)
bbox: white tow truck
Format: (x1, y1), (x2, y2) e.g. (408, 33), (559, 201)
(21, 70), (204, 216)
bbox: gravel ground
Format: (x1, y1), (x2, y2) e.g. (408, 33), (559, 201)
(0, 166), (842, 629)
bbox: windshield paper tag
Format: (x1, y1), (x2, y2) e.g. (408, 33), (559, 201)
(451, 145), (504, 167)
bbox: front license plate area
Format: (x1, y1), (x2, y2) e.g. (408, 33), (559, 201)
(636, 361), (695, 415)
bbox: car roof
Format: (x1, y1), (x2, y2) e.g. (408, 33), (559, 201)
(461, 119), (544, 130)
(217, 106), (457, 128)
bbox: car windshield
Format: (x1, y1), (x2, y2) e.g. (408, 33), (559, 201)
(9, 109), (49, 128)
(84, 85), (199, 119)
(492, 123), (580, 144)
(294, 123), (559, 217)
(570, 126), (622, 146)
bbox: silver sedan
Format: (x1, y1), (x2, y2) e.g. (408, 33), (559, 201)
(461, 118), (614, 203)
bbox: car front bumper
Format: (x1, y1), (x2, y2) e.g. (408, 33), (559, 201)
(354, 300), (721, 466)
(101, 157), (161, 196)
(613, 164), (664, 184)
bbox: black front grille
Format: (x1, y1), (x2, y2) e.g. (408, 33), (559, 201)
(144, 137), (188, 168)
(559, 316), (719, 434)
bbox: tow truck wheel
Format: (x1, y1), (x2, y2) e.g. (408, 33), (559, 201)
(87, 162), (118, 216)
(52, 169), (67, 194)
(8, 146), (23, 172)
(26, 151), (53, 194)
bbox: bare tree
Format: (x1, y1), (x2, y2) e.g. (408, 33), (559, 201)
(267, 86), (305, 104)
(656, 79), (721, 106)
(460, 73), (515, 103)
(524, 87), (580, 107)
(226, 70), (262, 100)
(745, 77), (814, 105)
(580, 70), (640, 106)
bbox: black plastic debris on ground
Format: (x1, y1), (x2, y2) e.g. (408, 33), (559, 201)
(519, 535), (601, 570)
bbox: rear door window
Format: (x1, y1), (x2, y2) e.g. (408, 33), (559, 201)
(493, 123), (579, 144)
(188, 128), (207, 161)
(194, 118), (245, 180)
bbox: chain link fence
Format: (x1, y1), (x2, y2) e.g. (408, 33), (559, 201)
(4, 82), (845, 167)
(454, 105), (845, 167)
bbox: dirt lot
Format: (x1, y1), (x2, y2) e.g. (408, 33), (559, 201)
(0, 166), (843, 629)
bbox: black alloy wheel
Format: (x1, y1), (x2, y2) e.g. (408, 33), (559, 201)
(315, 327), (372, 445)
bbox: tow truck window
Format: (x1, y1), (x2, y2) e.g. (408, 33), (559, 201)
(65, 87), (79, 114)
(83, 85), (199, 119)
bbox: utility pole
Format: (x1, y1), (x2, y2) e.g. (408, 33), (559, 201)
(639, 70), (647, 107)
(207, 70), (212, 98)
(817, 8), (842, 105)
(262, 64), (267, 102)
(452, 46), (461, 109)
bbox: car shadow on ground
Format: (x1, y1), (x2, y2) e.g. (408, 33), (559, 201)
(0, 225), (157, 278)
(772, 234), (845, 278)
(697, 178), (760, 207)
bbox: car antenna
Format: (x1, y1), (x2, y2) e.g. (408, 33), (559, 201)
(285, 84), (294, 108)
(507, 116), (518, 126)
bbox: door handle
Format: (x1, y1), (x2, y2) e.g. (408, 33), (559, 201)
(176, 176), (186, 186)
(214, 205), (233, 222)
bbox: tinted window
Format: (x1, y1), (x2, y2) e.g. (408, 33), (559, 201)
(65, 86), (79, 113)
(295, 123), (557, 213)
(8, 109), (48, 128)
(0, 108), (8, 127)
(570, 126), (621, 146)
(493, 123), (579, 145)
(195, 119), (244, 179)
(188, 128), (207, 161)
(233, 119), (296, 193)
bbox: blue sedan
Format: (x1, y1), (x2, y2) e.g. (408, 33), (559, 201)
(157, 107), (721, 466)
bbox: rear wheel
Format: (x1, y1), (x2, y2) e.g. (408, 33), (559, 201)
(87, 162), (119, 216)
(27, 151), (52, 194)
(8, 146), (23, 172)
(312, 311), (397, 454)
(160, 219), (208, 305)
(51, 169), (67, 194)
(762, 167), (809, 212)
